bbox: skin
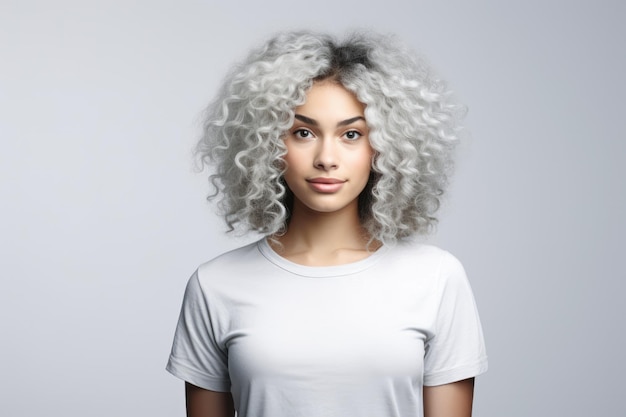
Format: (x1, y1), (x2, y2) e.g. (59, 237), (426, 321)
(277, 80), (377, 265)
(185, 81), (475, 417)
(424, 378), (475, 417)
(185, 383), (234, 417)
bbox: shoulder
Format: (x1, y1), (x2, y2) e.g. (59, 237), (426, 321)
(382, 240), (469, 288)
(389, 240), (463, 271)
(198, 239), (261, 267)
(194, 238), (265, 284)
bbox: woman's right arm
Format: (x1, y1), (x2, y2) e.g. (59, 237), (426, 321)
(185, 382), (235, 417)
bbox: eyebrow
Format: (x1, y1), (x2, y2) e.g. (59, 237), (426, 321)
(294, 114), (366, 127)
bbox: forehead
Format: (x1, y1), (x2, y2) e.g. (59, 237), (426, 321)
(295, 81), (365, 119)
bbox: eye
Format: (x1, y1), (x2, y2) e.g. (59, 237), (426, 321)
(343, 130), (362, 141)
(293, 129), (314, 139)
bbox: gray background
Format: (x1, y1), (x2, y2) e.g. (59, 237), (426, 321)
(1, 0), (624, 415)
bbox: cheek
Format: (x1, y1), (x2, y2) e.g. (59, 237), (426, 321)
(354, 148), (374, 174)
(281, 150), (308, 187)
(282, 151), (302, 175)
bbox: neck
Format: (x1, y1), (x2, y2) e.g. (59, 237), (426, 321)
(271, 200), (380, 266)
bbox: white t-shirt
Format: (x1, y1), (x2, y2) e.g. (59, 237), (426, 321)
(167, 238), (487, 417)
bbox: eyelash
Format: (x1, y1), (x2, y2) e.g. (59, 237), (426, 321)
(292, 129), (363, 141)
(293, 129), (313, 139)
(343, 130), (362, 140)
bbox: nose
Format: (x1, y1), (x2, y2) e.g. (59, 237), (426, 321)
(313, 138), (338, 170)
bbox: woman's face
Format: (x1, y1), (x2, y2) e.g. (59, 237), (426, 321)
(282, 81), (373, 216)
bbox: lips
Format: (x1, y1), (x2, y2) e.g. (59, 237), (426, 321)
(306, 177), (346, 193)
(307, 178), (345, 184)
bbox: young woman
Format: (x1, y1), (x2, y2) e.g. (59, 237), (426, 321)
(167, 30), (487, 417)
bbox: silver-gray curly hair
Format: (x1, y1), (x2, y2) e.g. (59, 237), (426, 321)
(196, 30), (463, 244)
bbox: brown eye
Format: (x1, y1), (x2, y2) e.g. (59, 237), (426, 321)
(294, 129), (313, 139)
(344, 130), (362, 140)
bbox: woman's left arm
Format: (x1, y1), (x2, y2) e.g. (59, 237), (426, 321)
(423, 378), (475, 417)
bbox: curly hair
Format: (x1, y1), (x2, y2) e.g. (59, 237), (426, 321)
(196, 30), (463, 244)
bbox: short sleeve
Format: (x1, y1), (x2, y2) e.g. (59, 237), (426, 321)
(166, 271), (231, 391)
(423, 252), (488, 386)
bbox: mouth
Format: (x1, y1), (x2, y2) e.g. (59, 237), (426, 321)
(306, 178), (346, 193)
(307, 178), (346, 184)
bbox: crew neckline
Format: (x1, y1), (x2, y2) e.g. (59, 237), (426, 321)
(257, 237), (391, 278)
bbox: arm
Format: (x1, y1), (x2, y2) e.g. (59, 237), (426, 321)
(423, 378), (475, 417)
(185, 382), (235, 417)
